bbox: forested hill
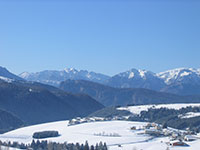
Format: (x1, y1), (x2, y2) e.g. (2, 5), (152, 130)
(0, 79), (104, 125)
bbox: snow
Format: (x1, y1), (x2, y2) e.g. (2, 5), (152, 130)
(118, 103), (200, 115)
(0, 146), (21, 150)
(0, 121), (148, 145)
(128, 72), (134, 79)
(180, 71), (191, 77)
(64, 68), (78, 74)
(157, 68), (200, 84)
(179, 112), (200, 119)
(0, 76), (13, 83)
(87, 73), (92, 79)
(0, 120), (200, 150)
(19, 72), (30, 79)
(119, 69), (154, 79)
(138, 70), (146, 78)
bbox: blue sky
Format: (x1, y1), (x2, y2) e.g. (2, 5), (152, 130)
(0, 0), (200, 75)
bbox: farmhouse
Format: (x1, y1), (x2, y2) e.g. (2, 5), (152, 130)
(169, 140), (189, 146)
(184, 135), (197, 141)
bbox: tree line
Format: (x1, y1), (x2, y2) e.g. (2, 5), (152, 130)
(0, 140), (108, 150)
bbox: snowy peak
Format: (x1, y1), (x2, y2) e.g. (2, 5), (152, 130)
(19, 72), (31, 79)
(116, 68), (156, 80)
(157, 68), (200, 84)
(64, 68), (78, 74)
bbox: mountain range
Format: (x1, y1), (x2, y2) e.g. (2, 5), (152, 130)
(20, 68), (110, 87)
(19, 67), (200, 95)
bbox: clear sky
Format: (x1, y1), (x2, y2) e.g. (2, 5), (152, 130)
(0, 0), (200, 76)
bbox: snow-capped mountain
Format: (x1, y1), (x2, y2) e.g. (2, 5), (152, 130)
(106, 67), (200, 95)
(19, 68), (110, 87)
(107, 68), (166, 90)
(157, 68), (200, 85)
(157, 68), (200, 95)
(0, 66), (23, 82)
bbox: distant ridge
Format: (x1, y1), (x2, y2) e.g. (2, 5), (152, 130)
(19, 68), (110, 87)
(60, 79), (200, 106)
(20, 67), (200, 95)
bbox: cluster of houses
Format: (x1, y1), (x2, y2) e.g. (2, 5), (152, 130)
(130, 122), (199, 147)
(68, 116), (128, 126)
(68, 117), (107, 126)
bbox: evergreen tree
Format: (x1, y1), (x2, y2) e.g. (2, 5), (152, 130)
(84, 141), (89, 150)
(90, 145), (95, 150)
(103, 143), (107, 150)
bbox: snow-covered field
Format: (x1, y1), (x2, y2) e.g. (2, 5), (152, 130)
(0, 146), (21, 150)
(0, 120), (200, 150)
(118, 103), (200, 115)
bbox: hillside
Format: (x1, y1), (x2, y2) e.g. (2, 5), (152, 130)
(0, 79), (104, 125)
(0, 109), (24, 133)
(118, 103), (200, 131)
(89, 103), (200, 131)
(59, 80), (200, 106)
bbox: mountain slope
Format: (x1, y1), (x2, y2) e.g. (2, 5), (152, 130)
(0, 66), (23, 81)
(19, 68), (110, 87)
(59, 80), (200, 106)
(0, 109), (24, 133)
(0, 79), (104, 125)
